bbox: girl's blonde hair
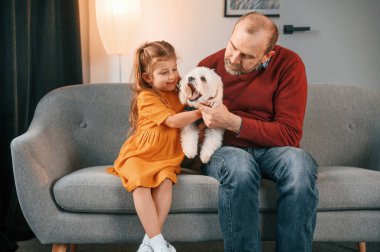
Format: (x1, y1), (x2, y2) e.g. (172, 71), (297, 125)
(128, 40), (177, 136)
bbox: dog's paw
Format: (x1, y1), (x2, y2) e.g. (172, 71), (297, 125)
(181, 124), (199, 159)
(183, 145), (198, 159)
(200, 150), (212, 163)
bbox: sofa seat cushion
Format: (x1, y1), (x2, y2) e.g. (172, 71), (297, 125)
(261, 166), (380, 211)
(53, 166), (380, 214)
(315, 166), (380, 210)
(53, 166), (219, 213)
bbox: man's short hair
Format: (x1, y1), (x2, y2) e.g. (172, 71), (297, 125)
(234, 12), (279, 53)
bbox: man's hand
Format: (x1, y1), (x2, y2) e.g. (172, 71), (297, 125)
(199, 104), (242, 133)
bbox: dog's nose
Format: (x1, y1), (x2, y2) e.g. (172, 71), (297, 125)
(188, 76), (195, 82)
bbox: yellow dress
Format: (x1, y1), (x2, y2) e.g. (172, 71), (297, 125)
(107, 90), (185, 192)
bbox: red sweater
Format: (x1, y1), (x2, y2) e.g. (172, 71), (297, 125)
(198, 45), (307, 148)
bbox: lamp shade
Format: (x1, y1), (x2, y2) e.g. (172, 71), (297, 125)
(95, 0), (141, 55)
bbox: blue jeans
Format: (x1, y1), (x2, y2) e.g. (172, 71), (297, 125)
(201, 146), (318, 252)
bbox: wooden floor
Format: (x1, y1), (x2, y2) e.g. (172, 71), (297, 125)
(16, 238), (380, 252)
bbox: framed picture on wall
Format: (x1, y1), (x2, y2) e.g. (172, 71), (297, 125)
(224, 0), (280, 17)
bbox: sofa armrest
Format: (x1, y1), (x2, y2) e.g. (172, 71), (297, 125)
(11, 126), (78, 240)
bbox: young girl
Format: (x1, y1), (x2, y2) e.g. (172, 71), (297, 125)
(107, 41), (201, 252)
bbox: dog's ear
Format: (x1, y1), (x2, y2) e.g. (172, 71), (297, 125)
(208, 75), (223, 107)
(209, 87), (223, 107)
(179, 91), (187, 105)
(178, 78), (187, 105)
(176, 76), (182, 90)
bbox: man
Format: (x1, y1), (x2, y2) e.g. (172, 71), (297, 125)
(198, 12), (318, 252)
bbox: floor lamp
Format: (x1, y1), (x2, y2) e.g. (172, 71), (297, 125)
(95, 0), (141, 83)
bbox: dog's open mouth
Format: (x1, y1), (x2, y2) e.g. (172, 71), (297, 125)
(188, 83), (202, 101)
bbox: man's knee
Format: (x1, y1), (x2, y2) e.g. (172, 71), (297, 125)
(277, 147), (318, 188)
(207, 146), (257, 183)
(279, 147), (317, 171)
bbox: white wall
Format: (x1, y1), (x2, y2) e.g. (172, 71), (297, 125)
(86, 0), (237, 83)
(279, 0), (380, 90)
(82, 0), (380, 88)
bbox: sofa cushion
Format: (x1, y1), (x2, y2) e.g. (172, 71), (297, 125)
(53, 166), (380, 214)
(53, 166), (219, 213)
(316, 166), (380, 210)
(262, 165), (380, 211)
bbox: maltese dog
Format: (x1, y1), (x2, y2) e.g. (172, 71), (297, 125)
(178, 67), (224, 163)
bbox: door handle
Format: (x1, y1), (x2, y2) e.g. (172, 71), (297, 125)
(283, 25), (310, 34)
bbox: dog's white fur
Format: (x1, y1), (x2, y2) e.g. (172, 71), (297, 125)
(179, 67), (225, 163)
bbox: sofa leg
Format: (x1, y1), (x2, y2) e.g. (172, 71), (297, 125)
(52, 244), (77, 252)
(70, 244), (77, 252)
(52, 244), (67, 252)
(357, 241), (366, 252)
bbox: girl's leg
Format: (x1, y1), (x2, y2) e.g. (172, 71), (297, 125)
(151, 179), (173, 229)
(150, 179), (176, 251)
(133, 187), (161, 238)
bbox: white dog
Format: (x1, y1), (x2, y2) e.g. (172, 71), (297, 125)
(178, 67), (224, 163)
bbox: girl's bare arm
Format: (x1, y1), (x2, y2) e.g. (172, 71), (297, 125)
(164, 110), (202, 128)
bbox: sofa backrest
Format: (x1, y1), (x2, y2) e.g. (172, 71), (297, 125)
(301, 84), (380, 168)
(30, 83), (131, 168)
(30, 83), (380, 169)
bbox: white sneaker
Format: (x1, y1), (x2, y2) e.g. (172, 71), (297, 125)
(137, 240), (153, 252)
(166, 241), (176, 252)
(154, 241), (176, 252)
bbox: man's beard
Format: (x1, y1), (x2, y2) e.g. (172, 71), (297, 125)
(224, 58), (259, 75)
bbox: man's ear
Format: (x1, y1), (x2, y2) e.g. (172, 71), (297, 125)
(262, 50), (275, 64)
(142, 73), (152, 84)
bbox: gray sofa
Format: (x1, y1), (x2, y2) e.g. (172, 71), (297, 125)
(11, 83), (380, 252)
